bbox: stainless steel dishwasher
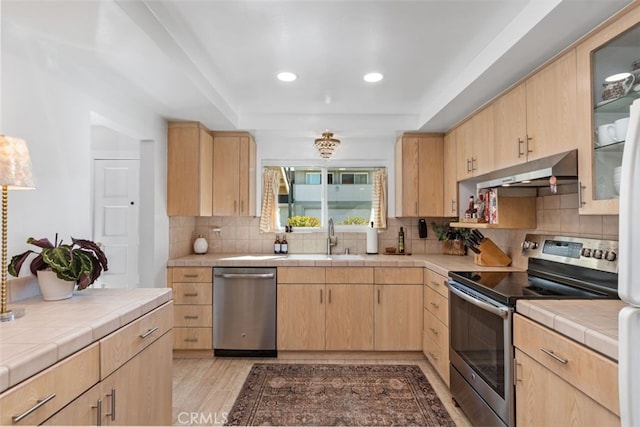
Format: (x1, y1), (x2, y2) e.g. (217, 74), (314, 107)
(213, 267), (277, 357)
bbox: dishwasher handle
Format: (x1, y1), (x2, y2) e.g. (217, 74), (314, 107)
(215, 272), (275, 280)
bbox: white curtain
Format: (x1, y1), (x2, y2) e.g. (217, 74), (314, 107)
(259, 168), (281, 233)
(370, 168), (387, 229)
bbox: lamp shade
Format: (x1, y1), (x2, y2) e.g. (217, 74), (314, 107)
(0, 135), (36, 189)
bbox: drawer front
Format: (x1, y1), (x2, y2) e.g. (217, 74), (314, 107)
(172, 282), (212, 305)
(171, 267), (212, 283)
(174, 305), (212, 327)
(424, 269), (449, 298)
(277, 267), (325, 284)
(0, 343), (99, 426)
(422, 309), (450, 387)
(326, 267), (373, 284)
(100, 302), (173, 379)
(374, 267), (423, 285)
(423, 308), (448, 352)
(424, 286), (449, 326)
(173, 327), (213, 350)
(514, 314), (619, 415)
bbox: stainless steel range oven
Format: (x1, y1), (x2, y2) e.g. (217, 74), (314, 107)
(448, 234), (619, 427)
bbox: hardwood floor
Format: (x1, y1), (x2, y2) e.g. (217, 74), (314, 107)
(172, 353), (471, 426)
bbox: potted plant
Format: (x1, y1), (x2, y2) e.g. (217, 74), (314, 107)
(8, 234), (108, 300)
(431, 221), (471, 256)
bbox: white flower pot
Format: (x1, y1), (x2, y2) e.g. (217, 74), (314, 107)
(37, 270), (76, 301)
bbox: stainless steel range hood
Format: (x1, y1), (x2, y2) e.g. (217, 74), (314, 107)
(475, 150), (578, 190)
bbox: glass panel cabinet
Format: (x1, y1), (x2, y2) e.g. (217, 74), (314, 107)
(576, 4), (640, 214)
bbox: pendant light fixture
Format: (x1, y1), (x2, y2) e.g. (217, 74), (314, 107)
(314, 130), (341, 159)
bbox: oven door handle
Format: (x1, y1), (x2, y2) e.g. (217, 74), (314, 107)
(449, 285), (509, 319)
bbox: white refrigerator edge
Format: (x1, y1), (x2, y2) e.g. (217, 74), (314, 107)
(618, 97), (640, 427)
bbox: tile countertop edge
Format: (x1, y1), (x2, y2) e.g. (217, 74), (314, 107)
(0, 287), (173, 393)
(167, 253), (523, 275)
(516, 299), (628, 362)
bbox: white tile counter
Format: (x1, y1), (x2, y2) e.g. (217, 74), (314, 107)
(0, 287), (172, 393)
(167, 253), (523, 277)
(516, 299), (627, 361)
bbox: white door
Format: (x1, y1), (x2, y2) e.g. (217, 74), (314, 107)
(93, 159), (139, 288)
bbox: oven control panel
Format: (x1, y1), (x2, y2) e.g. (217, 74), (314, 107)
(522, 234), (618, 274)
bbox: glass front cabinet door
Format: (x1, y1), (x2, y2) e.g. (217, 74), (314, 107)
(577, 4), (640, 215)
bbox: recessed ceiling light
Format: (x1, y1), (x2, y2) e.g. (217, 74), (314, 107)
(363, 72), (383, 83)
(277, 72), (297, 82)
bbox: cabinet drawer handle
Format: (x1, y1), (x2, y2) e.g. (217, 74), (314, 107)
(430, 327), (439, 336)
(526, 134), (533, 154)
(184, 315), (199, 320)
(241, 200), (245, 213)
(183, 274), (199, 278)
(430, 302), (439, 309)
(185, 338), (199, 342)
(320, 289), (323, 304)
(12, 393), (56, 422)
(540, 348), (568, 364)
(578, 181), (586, 207)
(429, 352), (438, 361)
(328, 289), (332, 304)
(183, 292), (199, 297)
(106, 388), (116, 421)
(430, 280), (439, 287)
(451, 199), (456, 214)
(377, 289), (381, 304)
(140, 326), (158, 339)
(91, 399), (102, 427)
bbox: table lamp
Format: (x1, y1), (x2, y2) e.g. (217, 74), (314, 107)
(0, 136), (36, 322)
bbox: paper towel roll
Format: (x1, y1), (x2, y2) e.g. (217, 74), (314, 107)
(366, 227), (378, 254)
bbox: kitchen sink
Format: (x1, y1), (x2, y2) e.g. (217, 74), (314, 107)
(286, 254), (364, 260)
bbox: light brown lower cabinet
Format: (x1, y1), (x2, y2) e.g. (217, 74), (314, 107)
(422, 268), (450, 386)
(515, 349), (618, 427)
(277, 283), (374, 351)
(374, 284), (423, 351)
(325, 284), (374, 350)
(277, 267), (421, 351)
(277, 284), (326, 350)
(168, 267), (213, 351)
(45, 332), (173, 426)
(3, 302), (173, 426)
(514, 314), (619, 426)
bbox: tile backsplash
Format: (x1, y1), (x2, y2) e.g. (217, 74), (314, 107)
(169, 189), (619, 270)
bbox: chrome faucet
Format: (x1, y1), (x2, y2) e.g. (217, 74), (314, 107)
(327, 218), (337, 255)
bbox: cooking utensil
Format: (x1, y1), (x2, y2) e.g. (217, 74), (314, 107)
(465, 235), (482, 254)
(472, 229), (485, 242)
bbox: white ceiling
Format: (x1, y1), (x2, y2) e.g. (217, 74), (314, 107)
(1, 0), (633, 143)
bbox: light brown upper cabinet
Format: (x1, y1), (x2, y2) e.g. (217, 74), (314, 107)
(493, 83), (528, 170)
(211, 131), (257, 216)
(493, 50), (578, 170)
(456, 104), (494, 181)
(395, 133), (444, 217)
(576, 3), (640, 215)
(443, 129), (458, 216)
(167, 121), (213, 216)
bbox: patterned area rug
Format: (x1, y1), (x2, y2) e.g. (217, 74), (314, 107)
(226, 363), (456, 426)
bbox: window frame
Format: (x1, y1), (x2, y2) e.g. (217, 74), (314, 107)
(261, 160), (386, 232)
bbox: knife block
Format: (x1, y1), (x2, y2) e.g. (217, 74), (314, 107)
(474, 238), (512, 267)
